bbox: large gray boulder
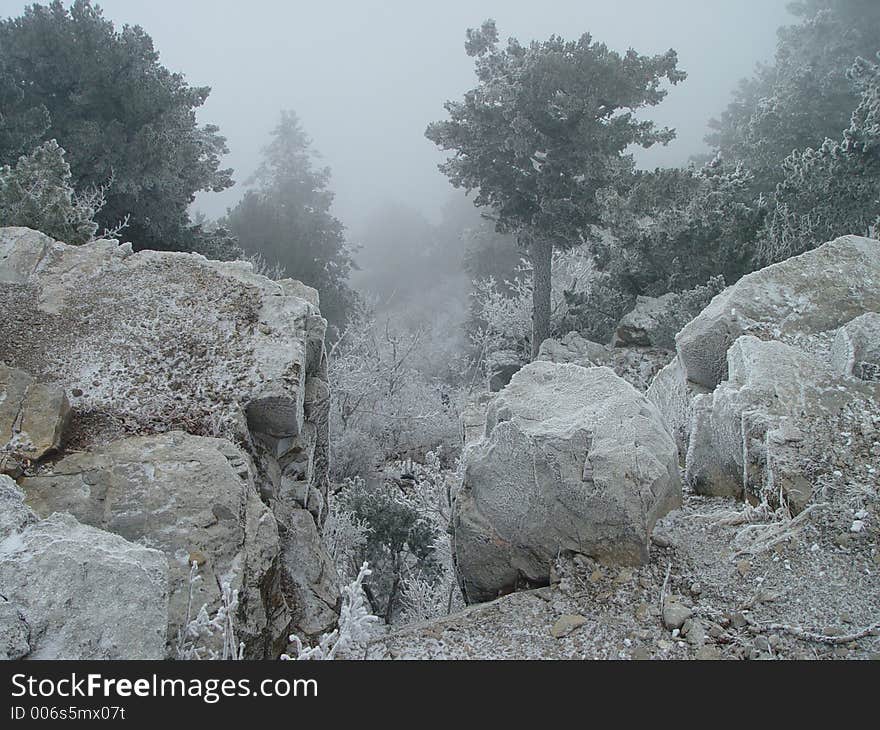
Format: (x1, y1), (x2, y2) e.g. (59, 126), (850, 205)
(454, 362), (681, 603)
(831, 312), (880, 381)
(685, 336), (879, 512)
(19, 431), (291, 657)
(676, 236), (880, 389)
(0, 476), (168, 659)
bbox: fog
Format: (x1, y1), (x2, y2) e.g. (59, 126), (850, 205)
(0, 0), (792, 237)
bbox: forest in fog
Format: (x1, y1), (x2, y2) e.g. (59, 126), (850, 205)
(1, 0), (879, 662)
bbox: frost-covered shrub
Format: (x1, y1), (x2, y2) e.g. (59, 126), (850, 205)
(322, 493), (371, 582)
(469, 246), (596, 366)
(329, 301), (465, 466)
(0, 140), (108, 243)
(329, 429), (382, 483)
(281, 562), (379, 660)
(337, 476), (439, 623)
(176, 561), (243, 661)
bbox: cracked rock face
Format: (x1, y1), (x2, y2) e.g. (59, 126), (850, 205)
(685, 336), (879, 513)
(0, 475), (168, 659)
(676, 235), (880, 389)
(454, 362), (681, 604)
(19, 432), (283, 657)
(831, 312), (880, 381)
(0, 364), (70, 476)
(0, 227), (339, 657)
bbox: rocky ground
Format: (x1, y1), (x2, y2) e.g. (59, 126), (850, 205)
(369, 488), (880, 660)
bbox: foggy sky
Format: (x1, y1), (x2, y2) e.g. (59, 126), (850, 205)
(0, 1), (793, 237)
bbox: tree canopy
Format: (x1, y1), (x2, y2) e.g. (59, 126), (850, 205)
(0, 0), (233, 252)
(426, 19), (685, 355)
(225, 111), (356, 328)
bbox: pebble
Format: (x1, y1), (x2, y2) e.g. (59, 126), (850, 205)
(662, 600), (693, 631)
(550, 614), (588, 639)
(736, 560), (751, 577)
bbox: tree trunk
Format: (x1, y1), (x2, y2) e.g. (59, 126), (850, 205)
(529, 237), (553, 360)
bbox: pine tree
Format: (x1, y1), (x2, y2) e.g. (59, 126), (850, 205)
(426, 20), (685, 357)
(226, 111), (356, 327)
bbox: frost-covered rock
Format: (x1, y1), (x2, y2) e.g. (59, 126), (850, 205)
(613, 293), (678, 348)
(454, 362), (681, 603)
(537, 332), (609, 367)
(646, 357), (710, 461)
(831, 312), (880, 381)
(676, 236), (880, 389)
(0, 477), (168, 659)
(281, 509), (342, 638)
(0, 226), (339, 657)
(18, 431), (291, 657)
(685, 336), (879, 512)
(0, 364), (70, 475)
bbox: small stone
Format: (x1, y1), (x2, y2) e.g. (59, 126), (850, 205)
(631, 646), (651, 661)
(550, 614), (588, 639)
(657, 639), (673, 651)
(590, 569), (603, 583)
(635, 602), (650, 623)
(754, 635), (771, 653)
(662, 599), (693, 631)
(730, 612), (748, 630)
(684, 619), (706, 648)
(695, 646), (720, 660)
(689, 582), (702, 596)
(834, 533), (853, 548)
(736, 560), (751, 577)
(614, 568), (633, 585)
(651, 533), (674, 548)
(187, 550), (207, 567)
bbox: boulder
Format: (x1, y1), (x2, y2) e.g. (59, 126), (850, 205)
(676, 236), (880, 389)
(0, 477), (168, 659)
(454, 362), (681, 603)
(19, 431), (291, 657)
(831, 312), (880, 381)
(537, 332), (609, 367)
(0, 364), (70, 475)
(684, 336), (879, 512)
(613, 293), (678, 348)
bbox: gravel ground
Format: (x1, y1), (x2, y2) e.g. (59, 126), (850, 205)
(367, 490), (880, 660)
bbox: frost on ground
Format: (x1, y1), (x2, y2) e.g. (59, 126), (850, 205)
(369, 491), (880, 660)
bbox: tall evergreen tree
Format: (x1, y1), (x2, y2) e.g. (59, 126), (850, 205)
(426, 20), (685, 357)
(226, 111), (356, 327)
